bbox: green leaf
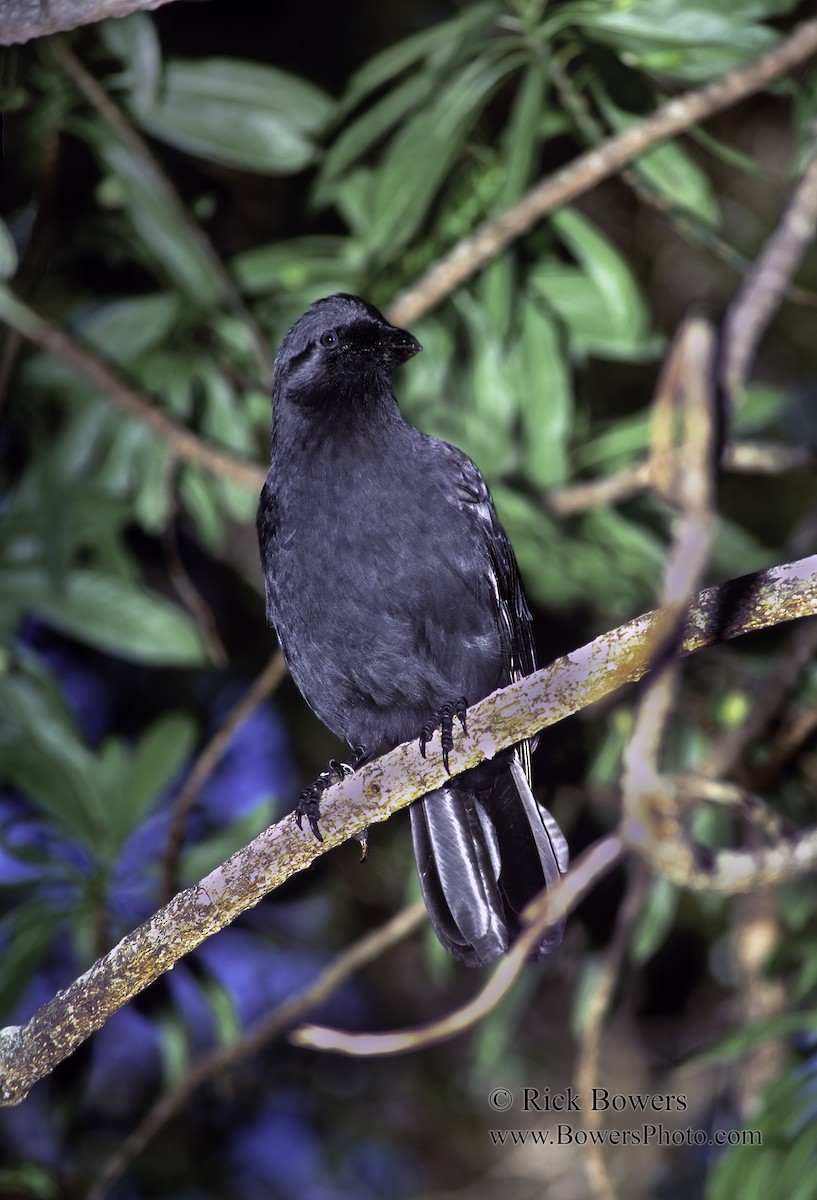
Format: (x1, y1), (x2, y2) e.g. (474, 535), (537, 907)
(578, 0), (791, 83)
(514, 303), (573, 489)
(232, 236), (363, 297)
(0, 566), (208, 665)
(691, 1009), (817, 1066)
(92, 138), (221, 303)
(104, 713), (198, 843)
(0, 673), (108, 847)
(498, 57), (547, 206)
(0, 217), (18, 281)
(630, 876), (679, 962)
(594, 94), (720, 225)
(549, 208), (654, 356)
(98, 11), (162, 111)
(74, 293), (180, 363)
(129, 59), (333, 174)
(364, 50), (525, 256)
(318, 71), (436, 190)
(339, 2), (498, 112)
(179, 467), (224, 553)
(0, 901), (61, 1019)
(0, 1163), (58, 1200)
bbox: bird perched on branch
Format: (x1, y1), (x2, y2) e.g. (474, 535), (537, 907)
(257, 294), (568, 966)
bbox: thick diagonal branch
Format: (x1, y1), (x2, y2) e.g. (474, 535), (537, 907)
(0, 554), (815, 1106)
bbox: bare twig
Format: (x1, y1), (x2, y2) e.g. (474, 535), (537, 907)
(753, 699), (817, 791)
(622, 317), (718, 879)
(86, 900), (427, 1200)
(701, 617), (817, 782)
(0, 288), (266, 490)
(576, 866), (650, 1200)
(291, 835), (625, 1057)
(721, 129), (817, 408)
(387, 19), (817, 327)
(548, 441), (815, 517)
(162, 651), (287, 900)
(49, 37), (274, 383)
(1, 555), (815, 1104)
(161, 461), (228, 666)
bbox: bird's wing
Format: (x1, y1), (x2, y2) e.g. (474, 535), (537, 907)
(437, 441), (537, 781)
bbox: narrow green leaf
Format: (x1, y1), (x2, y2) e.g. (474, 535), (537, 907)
(98, 11), (162, 111)
(365, 51), (525, 256)
(0, 218), (19, 281)
(105, 713), (198, 842)
(74, 293), (180, 364)
(130, 59), (333, 174)
(0, 674), (108, 846)
(551, 208), (650, 347)
(498, 57), (547, 206)
(630, 876), (679, 962)
(318, 71), (436, 189)
(594, 94), (720, 224)
(515, 303), (573, 488)
(340, 2), (498, 112)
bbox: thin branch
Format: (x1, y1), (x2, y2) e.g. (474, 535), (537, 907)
(550, 49), (817, 312)
(0, 288), (266, 491)
(1, 554), (814, 1104)
(548, 441), (815, 517)
(753, 699), (817, 791)
(86, 900), (427, 1200)
(700, 617), (817, 782)
(721, 128), (817, 408)
(386, 19), (817, 327)
(291, 835), (625, 1057)
(575, 865), (650, 1200)
(622, 315), (719, 879)
(49, 37), (274, 383)
(161, 650), (287, 900)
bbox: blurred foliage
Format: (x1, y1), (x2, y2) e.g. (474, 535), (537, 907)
(1, 0), (817, 1197)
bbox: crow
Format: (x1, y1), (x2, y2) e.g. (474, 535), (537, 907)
(257, 293), (568, 965)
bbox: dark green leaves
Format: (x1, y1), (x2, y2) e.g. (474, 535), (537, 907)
(126, 58), (333, 174)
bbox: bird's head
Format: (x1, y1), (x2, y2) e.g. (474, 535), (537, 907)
(272, 294), (421, 411)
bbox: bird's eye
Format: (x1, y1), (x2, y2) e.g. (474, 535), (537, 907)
(320, 330), (338, 348)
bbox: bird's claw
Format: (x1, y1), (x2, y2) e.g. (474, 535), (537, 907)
(294, 750), (366, 841)
(419, 696), (468, 773)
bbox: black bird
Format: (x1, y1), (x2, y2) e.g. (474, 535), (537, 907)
(257, 294), (568, 966)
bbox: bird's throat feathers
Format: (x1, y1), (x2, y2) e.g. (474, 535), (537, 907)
(272, 371), (403, 453)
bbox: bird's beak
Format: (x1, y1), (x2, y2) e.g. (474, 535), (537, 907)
(380, 325), (422, 365)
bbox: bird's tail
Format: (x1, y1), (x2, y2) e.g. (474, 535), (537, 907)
(409, 755), (569, 967)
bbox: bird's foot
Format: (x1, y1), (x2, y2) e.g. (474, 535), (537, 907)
(295, 746), (368, 841)
(419, 697), (468, 773)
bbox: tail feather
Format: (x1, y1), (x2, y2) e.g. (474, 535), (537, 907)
(409, 754), (568, 967)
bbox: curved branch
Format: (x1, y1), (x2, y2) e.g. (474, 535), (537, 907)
(0, 554), (814, 1105)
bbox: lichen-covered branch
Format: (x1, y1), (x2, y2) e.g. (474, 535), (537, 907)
(1, 554), (814, 1105)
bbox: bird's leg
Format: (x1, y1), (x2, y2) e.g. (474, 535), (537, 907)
(295, 745), (369, 843)
(419, 697), (468, 773)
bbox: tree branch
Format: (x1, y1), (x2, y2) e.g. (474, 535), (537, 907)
(0, 288), (266, 491)
(86, 900), (427, 1200)
(49, 36), (274, 382)
(0, 554), (814, 1105)
(386, 19), (817, 327)
(0, 0), (178, 45)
